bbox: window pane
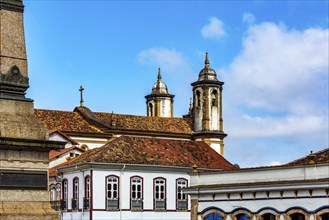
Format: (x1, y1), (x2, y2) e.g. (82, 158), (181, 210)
(137, 192), (141, 198)
(114, 184), (117, 190)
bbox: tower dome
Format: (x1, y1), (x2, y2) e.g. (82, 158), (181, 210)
(145, 68), (174, 117)
(152, 68), (169, 94)
(197, 52), (219, 81)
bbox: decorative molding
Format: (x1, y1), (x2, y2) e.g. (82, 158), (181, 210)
(0, 65), (31, 101)
(0, 0), (24, 12)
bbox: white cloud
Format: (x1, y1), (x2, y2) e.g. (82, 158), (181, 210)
(242, 12), (256, 24)
(222, 22), (329, 138)
(136, 47), (192, 74)
(201, 17), (225, 40)
(268, 161), (282, 166)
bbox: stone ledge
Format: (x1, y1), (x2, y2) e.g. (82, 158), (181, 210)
(0, 201), (59, 220)
(0, 136), (65, 152)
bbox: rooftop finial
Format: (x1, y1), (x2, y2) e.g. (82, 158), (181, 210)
(307, 150), (316, 165)
(205, 52), (210, 67)
(79, 85), (84, 107)
(189, 98), (193, 114)
(157, 67), (162, 81)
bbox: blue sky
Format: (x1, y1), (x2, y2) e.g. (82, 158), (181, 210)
(23, 1), (328, 167)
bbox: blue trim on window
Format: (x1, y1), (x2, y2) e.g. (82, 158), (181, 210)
(200, 206), (227, 215)
(198, 205), (329, 215)
(256, 207), (281, 214)
(314, 205), (329, 213)
(231, 207), (253, 214)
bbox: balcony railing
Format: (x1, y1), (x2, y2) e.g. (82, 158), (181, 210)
(154, 200), (166, 210)
(71, 198), (78, 210)
(106, 199), (119, 210)
(83, 197), (90, 210)
(131, 199), (143, 210)
(177, 200), (188, 210)
(60, 200), (67, 210)
(50, 200), (61, 210)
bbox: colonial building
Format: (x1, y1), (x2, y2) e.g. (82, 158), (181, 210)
(49, 136), (234, 220)
(185, 148), (329, 220)
(37, 53), (234, 220)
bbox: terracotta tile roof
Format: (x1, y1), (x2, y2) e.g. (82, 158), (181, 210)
(93, 112), (193, 135)
(69, 136), (235, 170)
(284, 148), (329, 166)
(49, 146), (85, 160)
(34, 109), (103, 133)
(49, 160), (73, 177)
(35, 108), (193, 136)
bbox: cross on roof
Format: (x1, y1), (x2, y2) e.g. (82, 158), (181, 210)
(79, 85), (84, 107)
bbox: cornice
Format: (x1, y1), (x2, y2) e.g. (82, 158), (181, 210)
(0, 0), (24, 13)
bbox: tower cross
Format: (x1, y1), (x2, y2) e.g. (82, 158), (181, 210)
(79, 85), (84, 107)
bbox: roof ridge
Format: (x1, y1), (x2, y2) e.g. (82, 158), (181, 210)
(95, 111), (188, 120)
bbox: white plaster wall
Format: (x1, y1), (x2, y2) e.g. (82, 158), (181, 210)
(70, 136), (110, 150)
(61, 168), (190, 220)
(49, 149), (83, 168)
(160, 98), (172, 117)
(197, 196), (329, 214)
(210, 106), (219, 130)
(190, 165), (329, 186)
(209, 142), (221, 155)
(49, 133), (72, 148)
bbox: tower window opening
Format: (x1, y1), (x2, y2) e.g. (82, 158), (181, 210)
(149, 103), (153, 116)
(196, 90), (201, 108)
(211, 90), (218, 107)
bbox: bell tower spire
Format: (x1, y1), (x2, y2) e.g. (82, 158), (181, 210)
(191, 53), (227, 155)
(145, 68), (175, 117)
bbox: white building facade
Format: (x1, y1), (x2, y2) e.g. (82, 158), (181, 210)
(51, 164), (191, 220)
(185, 149), (329, 220)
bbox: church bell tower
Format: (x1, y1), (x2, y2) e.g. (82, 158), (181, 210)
(145, 68), (174, 117)
(191, 53), (227, 155)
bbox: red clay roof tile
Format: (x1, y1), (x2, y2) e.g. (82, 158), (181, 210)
(70, 136), (235, 170)
(35, 109), (102, 133)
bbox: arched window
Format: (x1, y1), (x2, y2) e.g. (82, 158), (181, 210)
(54, 183), (61, 210)
(176, 178), (188, 210)
(80, 144), (89, 151)
(291, 213), (305, 220)
(237, 213), (250, 220)
(154, 177), (166, 210)
(61, 179), (68, 210)
(211, 90), (218, 106)
(149, 103), (154, 116)
(72, 177), (79, 210)
(106, 175), (119, 210)
(131, 176), (143, 210)
(84, 176), (90, 210)
(196, 90), (201, 108)
(50, 184), (55, 201)
(316, 209), (329, 220)
(262, 213), (276, 220)
(205, 213), (223, 220)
